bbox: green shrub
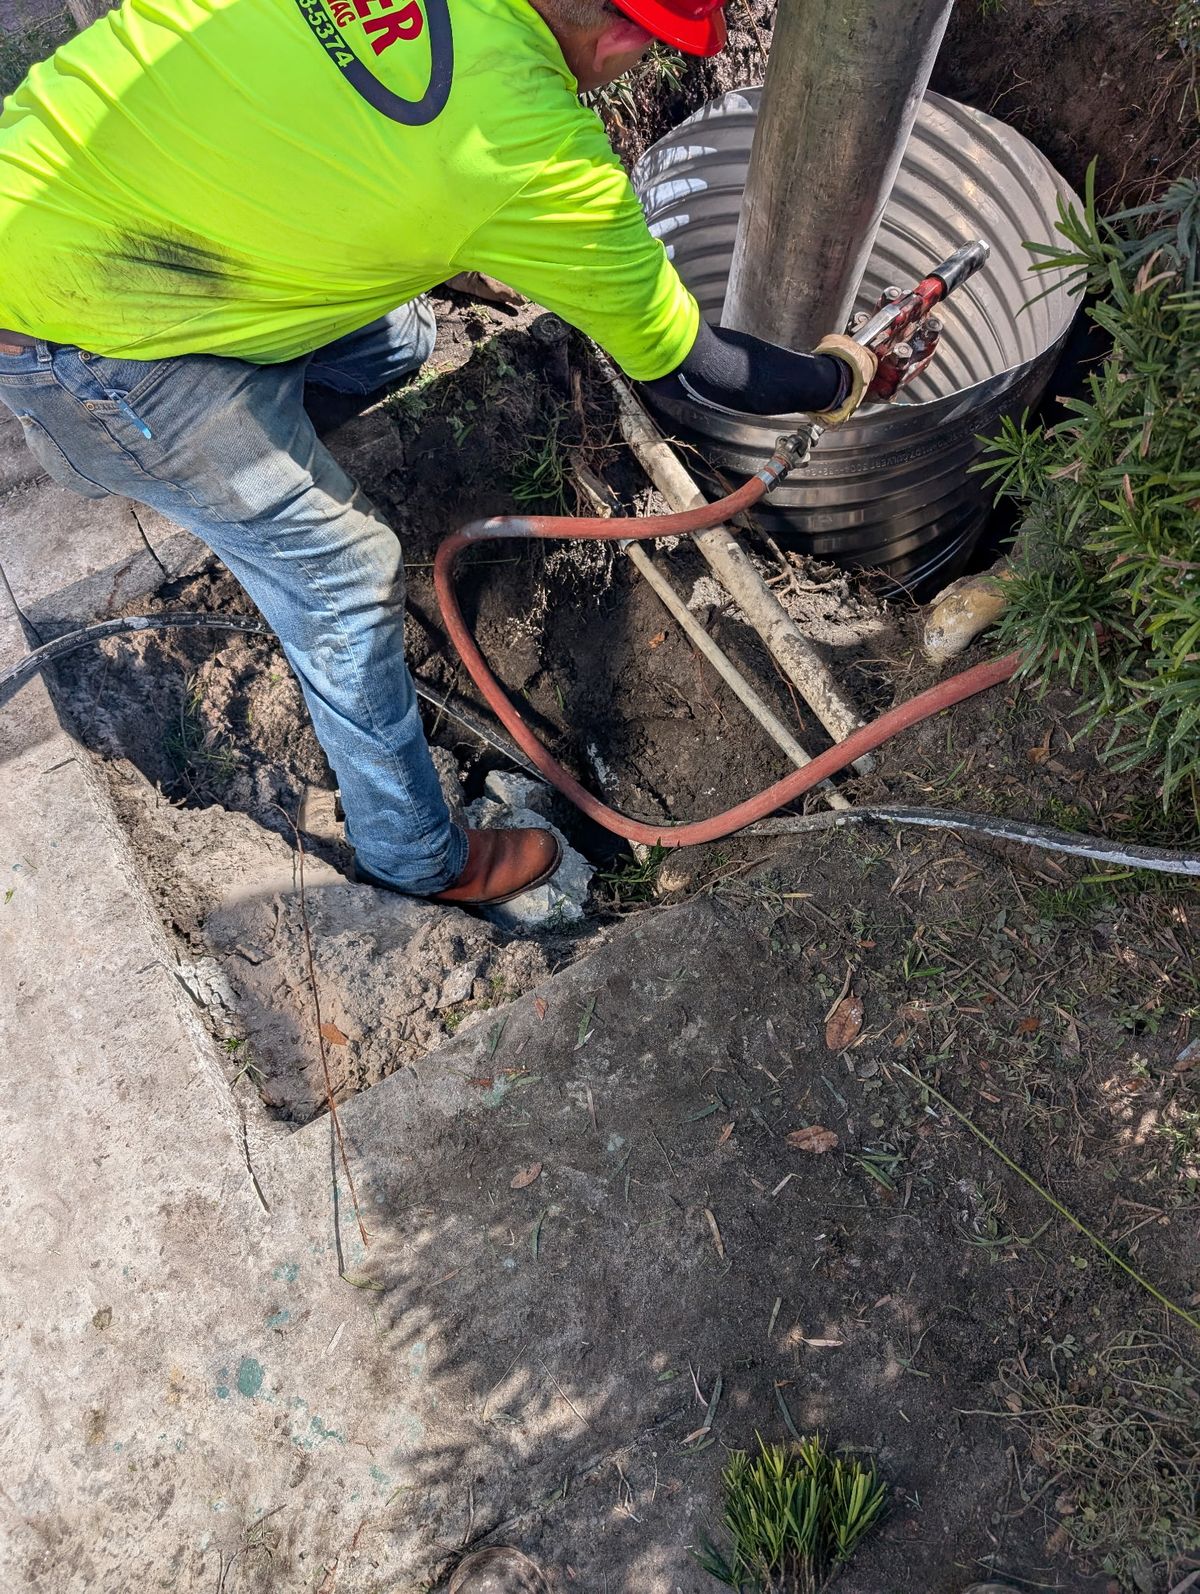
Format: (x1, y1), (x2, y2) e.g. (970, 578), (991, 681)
(979, 166), (1200, 812)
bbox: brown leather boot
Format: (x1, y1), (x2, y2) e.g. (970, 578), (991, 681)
(433, 827), (561, 905)
(356, 827), (562, 905)
(446, 1547), (549, 1592)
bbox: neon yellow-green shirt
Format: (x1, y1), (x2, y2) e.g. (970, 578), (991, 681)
(0, 0), (699, 377)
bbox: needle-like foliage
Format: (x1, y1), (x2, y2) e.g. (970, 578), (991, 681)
(977, 166), (1200, 814)
(694, 1434), (887, 1593)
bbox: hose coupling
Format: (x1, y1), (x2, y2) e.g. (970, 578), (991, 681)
(766, 425), (819, 480)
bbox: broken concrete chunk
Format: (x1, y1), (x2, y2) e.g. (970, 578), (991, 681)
(173, 957), (239, 1029)
(482, 770), (552, 817)
(686, 574), (730, 619)
(436, 961), (480, 1009)
(465, 780), (593, 931)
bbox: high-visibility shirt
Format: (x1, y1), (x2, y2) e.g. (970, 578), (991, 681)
(0, 0), (700, 378)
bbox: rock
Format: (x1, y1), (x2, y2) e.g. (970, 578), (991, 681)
(686, 575), (730, 620)
(437, 961), (479, 1009)
(483, 769), (552, 817)
(465, 779), (593, 931)
(922, 565), (1011, 664)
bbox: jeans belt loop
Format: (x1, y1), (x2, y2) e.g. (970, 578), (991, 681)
(35, 339), (52, 364)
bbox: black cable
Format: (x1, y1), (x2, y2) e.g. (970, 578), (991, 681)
(0, 611), (542, 778)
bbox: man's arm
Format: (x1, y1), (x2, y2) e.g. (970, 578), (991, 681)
(643, 318), (850, 415)
(452, 120), (864, 419)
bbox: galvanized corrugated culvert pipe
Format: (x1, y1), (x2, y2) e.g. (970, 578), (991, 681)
(631, 89), (1082, 594)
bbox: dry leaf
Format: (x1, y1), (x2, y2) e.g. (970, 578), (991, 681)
(533, 997), (548, 1021)
(1018, 1016), (1041, 1035)
(1175, 1038), (1200, 1072)
(320, 1020), (349, 1046)
(468, 1076), (494, 1089)
(648, 630), (667, 649)
(717, 1122), (734, 1145)
(825, 994), (863, 1051)
(1003, 1392), (1023, 1412)
(801, 1336), (843, 1348)
(510, 1162), (543, 1189)
(704, 1207), (725, 1258)
(787, 1125), (838, 1155)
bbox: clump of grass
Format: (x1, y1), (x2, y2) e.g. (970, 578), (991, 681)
(165, 676), (239, 794)
(585, 43), (683, 136)
(597, 841), (668, 906)
(978, 167), (1200, 816)
(509, 414), (573, 514)
(1000, 1331), (1200, 1589)
(695, 1434), (887, 1593)
(1172, 0), (1200, 55)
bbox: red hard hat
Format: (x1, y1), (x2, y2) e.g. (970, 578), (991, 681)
(610, 0), (727, 57)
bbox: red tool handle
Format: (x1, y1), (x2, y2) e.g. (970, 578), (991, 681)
(855, 239), (990, 360)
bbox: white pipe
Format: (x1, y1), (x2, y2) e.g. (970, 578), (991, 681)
(622, 540), (851, 810)
(605, 365), (876, 774)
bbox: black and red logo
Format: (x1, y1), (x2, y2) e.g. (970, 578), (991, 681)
(329, 0), (424, 56)
(293, 0), (453, 124)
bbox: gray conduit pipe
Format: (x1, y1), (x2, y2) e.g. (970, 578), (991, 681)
(603, 360), (877, 774)
(745, 807), (1200, 878)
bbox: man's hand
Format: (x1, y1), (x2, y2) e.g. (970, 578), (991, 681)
(812, 333), (877, 425)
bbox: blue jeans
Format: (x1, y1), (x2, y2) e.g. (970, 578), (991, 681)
(0, 303), (468, 894)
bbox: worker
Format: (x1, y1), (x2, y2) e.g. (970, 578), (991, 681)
(0, 0), (875, 908)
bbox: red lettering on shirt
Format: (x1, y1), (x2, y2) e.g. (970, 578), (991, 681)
(355, 0), (424, 50)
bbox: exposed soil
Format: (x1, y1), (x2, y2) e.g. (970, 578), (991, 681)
(933, 0), (1200, 205)
(603, 0), (1199, 207)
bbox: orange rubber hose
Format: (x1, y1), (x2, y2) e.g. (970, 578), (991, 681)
(433, 476), (1022, 847)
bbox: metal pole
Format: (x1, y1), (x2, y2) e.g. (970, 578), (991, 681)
(722, 0), (954, 350)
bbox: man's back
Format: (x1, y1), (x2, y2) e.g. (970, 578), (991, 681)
(0, 0), (696, 374)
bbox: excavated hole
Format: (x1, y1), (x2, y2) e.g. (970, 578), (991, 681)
(47, 458), (902, 1126)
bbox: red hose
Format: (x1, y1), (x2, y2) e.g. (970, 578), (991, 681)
(433, 478), (1022, 847)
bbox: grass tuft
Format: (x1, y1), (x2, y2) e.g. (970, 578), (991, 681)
(597, 841), (668, 906)
(694, 1434), (886, 1593)
(1001, 1331), (1200, 1589)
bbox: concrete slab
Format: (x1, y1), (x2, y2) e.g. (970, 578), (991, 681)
(2, 590), (393, 1590)
(0, 580), (679, 1590)
(0, 411), (206, 629)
